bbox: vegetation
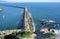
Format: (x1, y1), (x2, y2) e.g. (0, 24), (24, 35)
(4, 31), (32, 39)
(4, 34), (16, 39)
(17, 31), (32, 37)
(46, 32), (56, 38)
(0, 36), (4, 39)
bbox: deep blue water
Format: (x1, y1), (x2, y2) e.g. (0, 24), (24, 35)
(0, 3), (60, 30)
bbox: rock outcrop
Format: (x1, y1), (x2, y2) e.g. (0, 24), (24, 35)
(24, 8), (35, 32)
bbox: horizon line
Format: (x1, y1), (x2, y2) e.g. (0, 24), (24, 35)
(0, 2), (60, 3)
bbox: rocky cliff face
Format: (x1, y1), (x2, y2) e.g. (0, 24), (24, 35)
(24, 8), (34, 32)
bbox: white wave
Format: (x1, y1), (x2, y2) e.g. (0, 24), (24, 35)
(48, 20), (55, 23)
(3, 15), (5, 19)
(53, 29), (60, 35)
(42, 19), (55, 23)
(29, 12), (35, 32)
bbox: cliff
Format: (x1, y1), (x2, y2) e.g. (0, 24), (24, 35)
(24, 8), (35, 32)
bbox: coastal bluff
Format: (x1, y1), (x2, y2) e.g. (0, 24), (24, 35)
(24, 8), (35, 32)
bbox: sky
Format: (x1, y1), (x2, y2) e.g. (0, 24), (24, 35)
(0, 0), (60, 2)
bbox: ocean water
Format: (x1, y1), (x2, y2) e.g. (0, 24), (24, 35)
(0, 3), (24, 30)
(0, 3), (60, 31)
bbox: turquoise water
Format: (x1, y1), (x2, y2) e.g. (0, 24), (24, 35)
(0, 3), (60, 31)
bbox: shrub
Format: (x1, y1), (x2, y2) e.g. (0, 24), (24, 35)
(0, 36), (4, 39)
(16, 31), (32, 37)
(4, 34), (16, 39)
(47, 32), (56, 38)
(4, 31), (32, 39)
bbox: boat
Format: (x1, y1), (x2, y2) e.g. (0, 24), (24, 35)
(0, 8), (3, 11)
